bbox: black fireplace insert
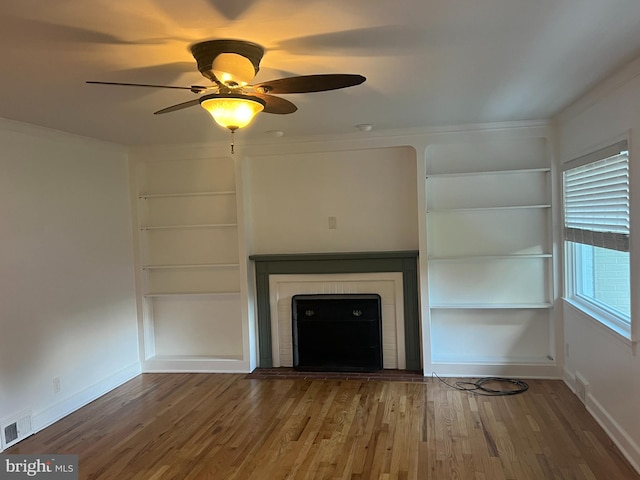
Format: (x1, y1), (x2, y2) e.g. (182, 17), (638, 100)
(292, 293), (383, 372)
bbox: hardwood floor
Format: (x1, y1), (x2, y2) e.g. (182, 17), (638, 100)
(7, 373), (639, 479)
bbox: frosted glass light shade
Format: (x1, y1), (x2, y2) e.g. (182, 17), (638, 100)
(200, 95), (265, 131)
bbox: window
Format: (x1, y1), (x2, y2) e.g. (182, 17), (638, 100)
(562, 141), (631, 335)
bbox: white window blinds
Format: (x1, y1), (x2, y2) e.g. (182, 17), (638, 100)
(562, 141), (629, 252)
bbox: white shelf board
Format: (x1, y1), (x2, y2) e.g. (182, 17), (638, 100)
(430, 303), (553, 309)
(144, 291), (241, 297)
(140, 223), (237, 230)
(148, 354), (244, 361)
(142, 263), (240, 270)
(426, 167), (550, 179)
(428, 254), (552, 261)
(138, 191), (236, 199)
(427, 204), (551, 213)
(142, 355), (249, 373)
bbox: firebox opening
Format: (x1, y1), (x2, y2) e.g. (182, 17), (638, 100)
(292, 294), (383, 372)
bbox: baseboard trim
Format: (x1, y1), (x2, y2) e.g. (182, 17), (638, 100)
(430, 362), (560, 378)
(142, 355), (250, 373)
(585, 392), (640, 474)
(563, 368), (640, 475)
(31, 362), (141, 435)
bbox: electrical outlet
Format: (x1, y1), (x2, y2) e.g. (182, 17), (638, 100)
(328, 216), (337, 229)
(53, 377), (61, 394)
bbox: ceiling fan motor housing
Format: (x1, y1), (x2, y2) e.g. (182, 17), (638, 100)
(190, 39), (265, 84)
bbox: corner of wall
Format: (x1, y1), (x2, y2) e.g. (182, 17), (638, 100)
(31, 362), (141, 435)
(563, 365), (640, 474)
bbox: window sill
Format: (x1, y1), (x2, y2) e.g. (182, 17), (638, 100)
(563, 297), (637, 351)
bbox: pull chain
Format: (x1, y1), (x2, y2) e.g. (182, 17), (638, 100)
(230, 129), (235, 155)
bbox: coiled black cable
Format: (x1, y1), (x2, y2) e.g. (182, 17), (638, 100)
(432, 372), (529, 396)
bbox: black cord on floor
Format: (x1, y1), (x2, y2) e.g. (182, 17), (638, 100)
(432, 372), (529, 396)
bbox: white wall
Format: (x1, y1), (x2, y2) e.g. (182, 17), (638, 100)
(0, 119), (140, 447)
(555, 57), (640, 472)
(247, 146), (419, 254)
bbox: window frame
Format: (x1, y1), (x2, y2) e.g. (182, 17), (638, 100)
(565, 242), (631, 338)
(562, 140), (633, 340)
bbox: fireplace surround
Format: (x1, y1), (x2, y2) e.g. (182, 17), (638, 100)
(249, 251), (420, 371)
(269, 272), (405, 369)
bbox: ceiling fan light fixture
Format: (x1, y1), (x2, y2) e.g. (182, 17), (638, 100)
(211, 52), (256, 86)
(199, 94), (265, 131)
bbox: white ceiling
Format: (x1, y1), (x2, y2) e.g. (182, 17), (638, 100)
(2, 0), (640, 146)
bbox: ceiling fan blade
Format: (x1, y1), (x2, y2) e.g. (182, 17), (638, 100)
(253, 74), (366, 94)
(204, 0), (260, 20)
(3, 16), (190, 46)
(113, 62), (195, 83)
(86, 81), (208, 93)
(3, 17), (138, 45)
(276, 26), (432, 56)
(251, 93), (297, 114)
(154, 99), (202, 115)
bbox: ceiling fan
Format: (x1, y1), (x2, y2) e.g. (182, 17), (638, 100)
(87, 39), (366, 134)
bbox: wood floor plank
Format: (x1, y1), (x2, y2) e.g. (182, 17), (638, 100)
(6, 374), (640, 480)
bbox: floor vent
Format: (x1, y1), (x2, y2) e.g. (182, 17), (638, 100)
(575, 372), (589, 404)
(1, 411), (33, 449)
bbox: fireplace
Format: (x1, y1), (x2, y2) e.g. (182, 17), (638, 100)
(292, 294), (383, 372)
(249, 251), (421, 371)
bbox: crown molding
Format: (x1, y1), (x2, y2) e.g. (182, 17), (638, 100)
(128, 119), (552, 160)
(0, 116), (126, 153)
(555, 53), (640, 124)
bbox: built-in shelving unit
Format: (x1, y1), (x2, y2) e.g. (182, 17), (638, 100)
(425, 137), (555, 368)
(137, 178), (240, 297)
(133, 156), (245, 367)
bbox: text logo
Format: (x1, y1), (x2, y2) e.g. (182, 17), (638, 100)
(0, 455), (77, 479)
